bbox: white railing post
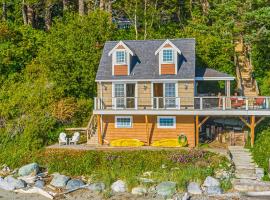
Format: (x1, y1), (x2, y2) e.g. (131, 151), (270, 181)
(266, 97), (269, 109)
(157, 97), (159, 109)
(222, 97), (226, 110)
(94, 98), (97, 110)
(178, 98), (181, 110)
(135, 97), (138, 110)
(200, 97), (203, 110)
(246, 99), (249, 110)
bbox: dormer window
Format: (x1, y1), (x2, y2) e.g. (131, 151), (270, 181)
(155, 39), (182, 75)
(162, 49), (173, 63)
(108, 41), (134, 76)
(116, 51), (126, 64)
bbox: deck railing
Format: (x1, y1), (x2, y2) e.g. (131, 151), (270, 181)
(94, 96), (270, 111)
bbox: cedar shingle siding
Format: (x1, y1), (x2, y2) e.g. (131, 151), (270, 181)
(161, 64), (175, 75)
(114, 65), (128, 76)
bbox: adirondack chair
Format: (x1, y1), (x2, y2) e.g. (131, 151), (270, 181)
(69, 132), (80, 145)
(254, 97), (265, 108)
(59, 132), (68, 145)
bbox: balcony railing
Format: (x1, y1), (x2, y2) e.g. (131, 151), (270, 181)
(94, 96), (270, 111)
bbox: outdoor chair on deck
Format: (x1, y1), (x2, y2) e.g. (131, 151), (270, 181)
(59, 132), (68, 145)
(254, 97), (265, 109)
(231, 98), (245, 109)
(69, 132), (80, 145)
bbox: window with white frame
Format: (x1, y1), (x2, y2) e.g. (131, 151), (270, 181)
(165, 83), (176, 108)
(157, 116), (176, 128)
(116, 51), (126, 64)
(115, 116), (132, 128)
(162, 49), (173, 63)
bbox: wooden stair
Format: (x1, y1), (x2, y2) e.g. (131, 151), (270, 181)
(65, 114), (99, 146)
(234, 37), (259, 97)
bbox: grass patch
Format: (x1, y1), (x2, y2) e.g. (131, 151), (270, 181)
(37, 149), (229, 191)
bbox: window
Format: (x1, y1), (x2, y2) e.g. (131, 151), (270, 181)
(157, 116), (176, 128)
(162, 49), (173, 63)
(165, 83), (176, 108)
(116, 51), (126, 64)
(115, 116), (132, 128)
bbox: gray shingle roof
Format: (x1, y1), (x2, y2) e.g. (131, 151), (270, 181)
(195, 67), (234, 79)
(96, 39), (196, 81)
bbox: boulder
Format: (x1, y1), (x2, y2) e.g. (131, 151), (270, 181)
(35, 180), (45, 188)
(88, 182), (106, 192)
(256, 168), (264, 180)
(187, 182), (202, 195)
(4, 176), (27, 189)
(50, 174), (70, 188)
(205, 186), (222, 195)
(203, 176), (220, 187)
(18, 163), (39, 176)
(156, 181), (176, 198)
(66, 179), (85, 190)
(111, 180), (127, 193)
(18, 175), (37, 184)
(131, 186), (147, 195)
(0, 177), (15, 191)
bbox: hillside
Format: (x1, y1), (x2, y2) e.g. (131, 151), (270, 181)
(0, 0), (269, 166)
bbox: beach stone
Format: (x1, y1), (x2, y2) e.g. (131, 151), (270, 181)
(4, 176), (27, 189)
(205, 186), (222, 195)
(50, 174), (70, 188)
(203, 176), (220, 187)
(18, 163), (39, 176)
(66, 179), (85, 190)
(111, 180), (127, 193)
(88, 182), (105, 192)
(18, 175), (37, 184)
(256, 168), (264, 180)
(131, 186), (147, 195)
(139, 177), (155, 183)
(0, 177), (15, 190)
(156, 181), (176, 198)
(187, 182), (202, 194)
(35, 180), (45, 188)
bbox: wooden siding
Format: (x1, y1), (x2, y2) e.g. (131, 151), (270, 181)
(114, 65), (128, 76)
(178, 81), (194, 109)
(97, 82), (113, 108)
(137, 82), (152, 109)
(161, 64), (176, 75)
(102, 115), (195, 147)
(116, 45), (125, 49)
(164, 43), (172, 48)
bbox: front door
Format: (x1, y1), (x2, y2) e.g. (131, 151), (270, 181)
(114, 83), (136, 109)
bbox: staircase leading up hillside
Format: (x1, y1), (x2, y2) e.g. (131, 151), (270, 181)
(235, 37), (259, 97)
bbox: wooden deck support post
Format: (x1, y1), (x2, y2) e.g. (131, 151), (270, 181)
(239, 116), (266, 147)
(145, 115), (150, 145)
(195, 115), (199, 147)
(195, 116), (210, 147)
(250, 115), (255, 147)
(97, 114), (102, 145)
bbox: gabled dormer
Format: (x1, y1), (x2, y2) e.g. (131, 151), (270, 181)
(155, 39), (181, 75)
(108, 41), (134, 76)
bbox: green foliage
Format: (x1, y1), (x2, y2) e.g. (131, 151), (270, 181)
(252, 128), (270, 172)
(37, 149), (228, 190)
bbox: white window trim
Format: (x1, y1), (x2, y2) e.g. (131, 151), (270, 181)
(112, 82), (138, 109)
(115, 50), (127, 65)
(115, 116), (133, 128)
(162, 48), (174, 64)
(157, 116), (176, 129)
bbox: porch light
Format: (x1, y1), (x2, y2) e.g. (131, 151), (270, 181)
(184, 83), (189, 90)
(144, 84), (147, 91)
(102, 84), (107, 91)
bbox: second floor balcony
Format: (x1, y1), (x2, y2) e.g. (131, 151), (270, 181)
(94, 96), (270, 114)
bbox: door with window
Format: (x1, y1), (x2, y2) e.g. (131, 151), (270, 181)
(153, 83), (177, 109)
(113, 83), (136, 109)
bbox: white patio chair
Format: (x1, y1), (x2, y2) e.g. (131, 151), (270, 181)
(59, 132), (68, 145)
(69, 132), (80, 145)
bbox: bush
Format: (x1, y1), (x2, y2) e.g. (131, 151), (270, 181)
(252, 128), (270, 172)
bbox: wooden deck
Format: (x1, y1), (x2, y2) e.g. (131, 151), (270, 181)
(46, 143), (228, 156)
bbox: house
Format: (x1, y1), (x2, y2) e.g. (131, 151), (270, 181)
(93, 39), (270, 147)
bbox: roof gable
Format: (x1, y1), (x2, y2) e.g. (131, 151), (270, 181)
(154, 39), (181, 55)
(108, 41), (134, 56)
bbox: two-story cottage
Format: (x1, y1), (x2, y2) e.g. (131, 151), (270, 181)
(93, 39), (270, 147)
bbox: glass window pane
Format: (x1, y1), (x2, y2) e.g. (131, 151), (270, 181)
(163, 49), (173, 62)
(116, 117), (132, 128)
(116, 51), (125, 63)
(114, 84), (124, 97)
(165, 83), (175, 97)
(158, 117), (175, 128)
